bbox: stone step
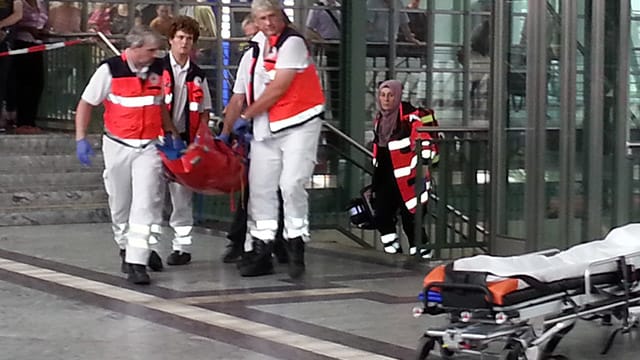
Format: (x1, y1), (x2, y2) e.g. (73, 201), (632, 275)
(0, 203), (110, 226)
(0, 154), (105, 172)
(0, 189), (108, 208)
(0, 134), (102, 155)
(0, 171), (104, 192)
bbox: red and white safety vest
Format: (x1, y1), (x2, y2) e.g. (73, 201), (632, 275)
(162, 55), (205, 143)
(103, 53), (165, 140)
(373, 102), (438, 213)
(247, 27), (325, 132)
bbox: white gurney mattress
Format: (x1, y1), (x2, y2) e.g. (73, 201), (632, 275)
(454, 223), (640, 283)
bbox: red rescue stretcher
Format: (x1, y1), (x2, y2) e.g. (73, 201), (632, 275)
(414, 224), (640, 359)
(160, 122), (247, 195)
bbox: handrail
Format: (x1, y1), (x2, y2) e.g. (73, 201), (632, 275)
(418, 126), (489, 133)
(97, 31), (121, 56)
(428, 193), (490, 236)
(322, 121), (374, 158)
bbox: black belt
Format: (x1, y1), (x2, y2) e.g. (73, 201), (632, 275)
(103, 132), (154, 149)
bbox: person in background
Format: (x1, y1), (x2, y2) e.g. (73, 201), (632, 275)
(305, 0), (340, 120)
(87, 3), (112, 34)
(220, 0), (324, 278)
(403, 0), (427, 42)
(366, 0), (421, 45)
(74, 26), (181, 285)
(150, 4), (173, 39)
(222, 13), (259, 263)
(241, 14), (258, 38)
(48, 1), (81, 33)
(371, 80), (436, 259)
(156, 15), (212, 266)
(110, 4), (142, 35)
(305, 0), (340, 44)
(136, 3), (157, 26)
(0, 0), (22, 132)
(7, 0), (48, 134)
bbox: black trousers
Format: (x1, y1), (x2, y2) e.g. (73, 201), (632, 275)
(372, 147), (427, 248)
(7, 40), (44, 127)
(0, 41), (10, 111)
(227, 185), (285, 248)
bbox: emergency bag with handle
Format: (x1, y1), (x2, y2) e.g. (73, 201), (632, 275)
(347, 185), (376, 230)
(159, 121), (247, 195)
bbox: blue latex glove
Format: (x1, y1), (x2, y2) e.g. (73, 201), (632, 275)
(216, 133), (230, 145)
(232, 118), (252, 145)
(173, 136), (186, 153)
(232, 118), (249, 135)
(156, 133), (186, 160)
(76, 138), (95, 166)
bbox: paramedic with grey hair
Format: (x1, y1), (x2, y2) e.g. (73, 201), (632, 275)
(74, 26), (181, 285)
(220, 0), (325, 278)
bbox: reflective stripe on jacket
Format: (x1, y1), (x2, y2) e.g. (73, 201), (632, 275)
(103, 53), (164, 140)
(372, 102), (439, 213)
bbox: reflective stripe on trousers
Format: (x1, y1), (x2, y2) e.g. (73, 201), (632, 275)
(168, 181), (193, 252)
(247, 118), (321, 245)
(102, 135), (164, 265)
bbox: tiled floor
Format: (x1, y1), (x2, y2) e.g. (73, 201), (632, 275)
(1, 223), (639, 359)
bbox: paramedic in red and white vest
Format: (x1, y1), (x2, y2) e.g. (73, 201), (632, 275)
(372, 80), (437, 259)
(220, 0), (325, 279)
(74, 26), (181, 285)
(155, 15), (212, 267)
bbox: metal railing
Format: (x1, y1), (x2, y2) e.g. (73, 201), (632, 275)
(416, 127), (490, 259)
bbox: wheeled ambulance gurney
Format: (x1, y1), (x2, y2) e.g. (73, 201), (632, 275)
(414, 224), (640, 359)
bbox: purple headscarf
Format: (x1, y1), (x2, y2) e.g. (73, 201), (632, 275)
(376, 80), (403, 147)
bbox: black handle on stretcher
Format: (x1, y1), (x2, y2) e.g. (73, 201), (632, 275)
(425, 282), (494, 304)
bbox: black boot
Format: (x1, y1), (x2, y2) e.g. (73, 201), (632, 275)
(222, 244), (243, 263)
(148, 250), (163, 271)
(272, 237), (289, 264)
(119, 249), (128, 273)
(237, 239), (274, 277)
(167, 251), (191, 266)
(287, 237), (305, 279)
(127, 264), (151, 285)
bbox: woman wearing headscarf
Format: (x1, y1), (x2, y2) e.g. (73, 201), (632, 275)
(371, 80), (438, 258)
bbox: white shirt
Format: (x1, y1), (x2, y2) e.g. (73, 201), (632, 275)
(169, 52), (213, 133)
(81, 53), (153, 106)
(233, 31), (311, 141)
(305, 1), (341, 40)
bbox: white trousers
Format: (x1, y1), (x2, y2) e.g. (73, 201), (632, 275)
(246, 118), (322, 249)
(164, 181), (193, 253)
(102, 136), (164, 265)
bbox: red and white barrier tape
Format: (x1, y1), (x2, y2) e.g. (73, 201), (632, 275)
(0, 39), (83, 57)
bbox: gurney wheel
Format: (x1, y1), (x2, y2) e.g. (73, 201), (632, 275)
(440, 347), (455, 359)
(415, 335), (436, 360)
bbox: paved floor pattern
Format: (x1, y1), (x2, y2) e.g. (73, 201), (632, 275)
(1, 224), (639, 359)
